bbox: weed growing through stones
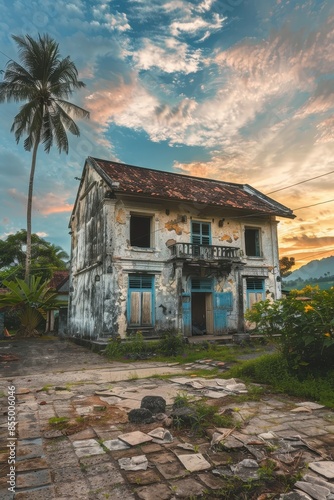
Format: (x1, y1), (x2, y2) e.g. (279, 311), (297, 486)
(173, 391), (195, 408)
(40, 384), (53, 392)
(79, 462), (87, 473)
(172, 392), (236, 436)
(48, 416), (70, 429)
(258, 458), (277, 480)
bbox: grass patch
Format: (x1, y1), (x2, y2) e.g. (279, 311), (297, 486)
(48, 416), (70, 429)
(225, 352), (334, 408)
(104, 333), (264, 366)
(172, 391), (237, 435)
(41, 384), (52, 392)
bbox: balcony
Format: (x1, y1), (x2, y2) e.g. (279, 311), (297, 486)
(169, 243), (241, 264)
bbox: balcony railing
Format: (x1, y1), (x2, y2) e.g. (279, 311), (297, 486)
(169, 243), (240, 262)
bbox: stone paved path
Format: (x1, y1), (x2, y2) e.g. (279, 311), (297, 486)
(0, 339), (334, 499)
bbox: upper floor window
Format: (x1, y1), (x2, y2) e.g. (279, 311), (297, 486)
(130, 215), (152, 248)
(245, 227), (261, 257)
(191, 221), (211, 245)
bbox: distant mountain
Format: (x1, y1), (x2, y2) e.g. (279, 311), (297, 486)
(284, 256), (334, 282)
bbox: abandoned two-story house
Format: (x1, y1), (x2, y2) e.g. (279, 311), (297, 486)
(68, 157), (295, 340)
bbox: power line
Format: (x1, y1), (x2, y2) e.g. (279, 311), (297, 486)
(0, 49), (12, 61)
(293, 198), (334, 211)
(266, 169), (334, 195)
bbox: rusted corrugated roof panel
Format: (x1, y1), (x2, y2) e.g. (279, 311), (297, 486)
(89, 157), (295, 219)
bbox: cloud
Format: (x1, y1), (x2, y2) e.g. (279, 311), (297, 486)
(133, 37), (202, 74)
(170, 13), (224, 38)
(280, 233), (334, 253)
(5, 188), (73, 216)
(92, 6), (131, 32)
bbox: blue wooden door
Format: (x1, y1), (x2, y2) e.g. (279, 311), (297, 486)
(213, 292), (233, 334)
(182, 293), (191, 336)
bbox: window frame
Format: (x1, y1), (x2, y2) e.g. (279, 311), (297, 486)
(246, 277), (265, 309)
(244, 227), (262, 258)
(191, 221), (211, 245)
(127, 274), (155, 328)
(129, 213), (154, 249)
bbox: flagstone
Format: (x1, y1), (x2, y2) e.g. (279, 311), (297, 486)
(169, 477), (206, 497)
(118, 431), (153, 446)
(202, 389), (229, 399)
(296, 402), (325, 410)
(177, 453), (211, 472)
(259, 432), (277, 440)
(125, 469), (161, 485)
(73, 438), (99, 448)
(303, 473), (334, 493)
(295, 481), (330, 499)
(156, 460), (187, 479)
(103, 439), (130, 451)
(308, 461), (334, 479)
(118, 455), (148, 471)
(136, 482), (172, 500)
(16, 469), (51, 489)
(74, 445), (105, 458)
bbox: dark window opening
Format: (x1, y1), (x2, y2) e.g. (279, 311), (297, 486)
(245, 228), (261, 257)
(130, 215), (151, 248)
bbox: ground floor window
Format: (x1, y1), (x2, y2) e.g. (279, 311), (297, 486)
(127, 274), (154, 327)
(246, 277), (265, 309)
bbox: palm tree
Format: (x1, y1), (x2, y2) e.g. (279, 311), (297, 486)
(0, 33), (89, 281)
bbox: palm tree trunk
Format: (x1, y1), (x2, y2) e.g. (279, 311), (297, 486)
(25, 140), (39, 282)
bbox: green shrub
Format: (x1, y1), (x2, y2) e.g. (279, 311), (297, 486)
(245, 286), (334, 372)
(157, 331), (186, 356)
(105, 336), (125, 358)
(105, 332), (159, 360)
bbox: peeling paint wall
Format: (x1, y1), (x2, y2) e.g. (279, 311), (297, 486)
(68, 167), (282, 339)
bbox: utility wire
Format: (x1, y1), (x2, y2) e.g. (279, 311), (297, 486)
(266, 169), (334, 195)
(293, 198), (334, 211)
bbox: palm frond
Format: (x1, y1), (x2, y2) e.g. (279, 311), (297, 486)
(56, 99), (90, 120)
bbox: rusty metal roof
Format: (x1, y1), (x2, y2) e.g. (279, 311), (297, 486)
(48, 271), (69, 291)
(88, 157), (295, 219)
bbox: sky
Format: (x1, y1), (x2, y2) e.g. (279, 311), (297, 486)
(0, 0), (333, 270)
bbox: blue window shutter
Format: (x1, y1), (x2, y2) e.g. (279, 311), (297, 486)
(191, 221), (211, 245)
(182, 293), (191, 336)
(213, 292), (233, 334)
